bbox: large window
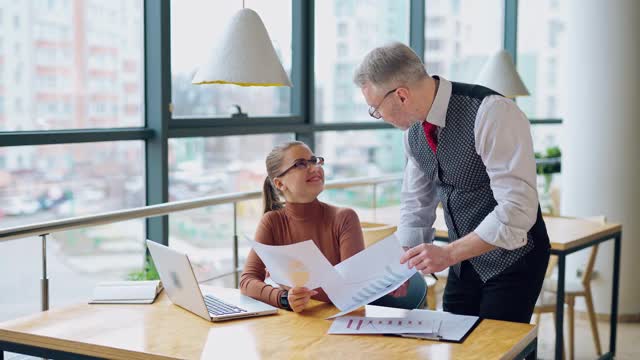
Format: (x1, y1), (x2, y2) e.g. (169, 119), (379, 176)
(517, 0), (567, 120)
(424, 0), (503, 82)
(168, 134), (294, 287)
(0, 141), (145, 321)
(0, 141), (145, 226)
(316, 129), (403, 221)
(168, 134), (294, 199)
(314, 0), (410, 123)
(316, 129), (404, 180)
(170, 0), (292, 118)
(0, 0), (565, 323)
(0, 0), (144, 131)
(517, 0), (567, 214)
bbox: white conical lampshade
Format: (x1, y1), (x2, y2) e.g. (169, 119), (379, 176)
(192, 8), (292, 87)
(476, 50), (529, 97)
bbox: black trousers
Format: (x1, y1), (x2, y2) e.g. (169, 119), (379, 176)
(443, 241), (550, 324)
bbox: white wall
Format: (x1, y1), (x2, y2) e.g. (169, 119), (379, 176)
(563, 0), (640, 315)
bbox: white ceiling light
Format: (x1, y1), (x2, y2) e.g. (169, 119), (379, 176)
(476, 50), (529, 98)
(192, 7), (292, 87)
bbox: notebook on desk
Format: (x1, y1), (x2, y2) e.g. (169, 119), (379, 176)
(146, 240), (278, 322)
(90, 280), (163, 304)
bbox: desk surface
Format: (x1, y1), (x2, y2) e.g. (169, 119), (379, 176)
(433, 209), (621, 251)
(0, 287), (535, 360)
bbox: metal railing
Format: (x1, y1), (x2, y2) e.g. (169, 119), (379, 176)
(0, 174), (403, 311)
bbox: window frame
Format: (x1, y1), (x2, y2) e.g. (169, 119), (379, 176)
(0, 0), (559, 245)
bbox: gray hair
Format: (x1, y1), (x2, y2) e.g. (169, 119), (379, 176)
(353, 42), (428, 89)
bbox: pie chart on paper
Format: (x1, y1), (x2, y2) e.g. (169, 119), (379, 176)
(287, 259), (310, 287)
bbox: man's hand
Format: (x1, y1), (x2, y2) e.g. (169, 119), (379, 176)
(288, 287), (318, 313)
(400, 243), (455, 274)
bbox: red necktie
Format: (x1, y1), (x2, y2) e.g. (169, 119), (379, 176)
(422, 121), (438, 153)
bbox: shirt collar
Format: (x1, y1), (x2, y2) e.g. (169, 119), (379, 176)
(425, 75), (451, 128)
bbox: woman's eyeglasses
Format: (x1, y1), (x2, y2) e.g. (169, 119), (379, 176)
(275, 156), (325, 178)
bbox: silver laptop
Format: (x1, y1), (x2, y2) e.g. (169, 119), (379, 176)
(146, 240), (278, 321)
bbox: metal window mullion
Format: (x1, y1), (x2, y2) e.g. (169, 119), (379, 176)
(410, 0), (426, 61)
(167, 122), (394, 139)
(504, 0), (518, 63)
(529, 118), (562, 125)
(144, 0), (171, 246)
(0, 128), (153, 147)
(292, 0), (315, 150)
(169, 116), (303, 129)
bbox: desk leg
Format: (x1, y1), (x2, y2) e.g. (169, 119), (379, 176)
(609, 232), (622, 355)
(554, 254), (566, 360)
(524, 337), (538, 360)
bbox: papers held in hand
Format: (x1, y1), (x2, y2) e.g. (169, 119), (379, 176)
(90, 280), (163, 304)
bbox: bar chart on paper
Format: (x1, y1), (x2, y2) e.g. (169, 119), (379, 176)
(346, 265), (407, 307)
(328, 316), (435, 334)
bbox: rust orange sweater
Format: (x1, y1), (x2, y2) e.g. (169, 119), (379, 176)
(240, 199), (364, 308)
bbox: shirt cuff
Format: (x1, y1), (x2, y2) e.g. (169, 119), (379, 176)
(396, 227), (435, 248)
(474, 213), (528, 250)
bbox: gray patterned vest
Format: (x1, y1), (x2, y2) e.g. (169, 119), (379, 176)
(408, 81), (547, 282)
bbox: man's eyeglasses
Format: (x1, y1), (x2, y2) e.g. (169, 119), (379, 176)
(275, 156), (325, 178)
(368, 88), (398, 119)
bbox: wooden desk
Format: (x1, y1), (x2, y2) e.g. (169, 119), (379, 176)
(0, 287), (536, 360)
(434, 209), (622, 360)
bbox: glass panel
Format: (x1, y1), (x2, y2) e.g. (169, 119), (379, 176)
(517, 0), (568, 118)
(171, 0), (292, 118)
(531, 122), (562, 215)
(424, 0), (503, 82)
(316, 129), (403, 221)
(0, 0), (144, 131)
(168, 134), (295, 284)
(0, 141), (145, 321)
(315, 0), (410, 123)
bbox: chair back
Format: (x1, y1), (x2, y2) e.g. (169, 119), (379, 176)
(361, 222), (397, 248)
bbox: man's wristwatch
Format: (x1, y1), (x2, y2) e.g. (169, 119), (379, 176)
(279, 290), (291, 310)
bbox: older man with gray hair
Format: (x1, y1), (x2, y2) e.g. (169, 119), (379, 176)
(354, 42), (550, 323)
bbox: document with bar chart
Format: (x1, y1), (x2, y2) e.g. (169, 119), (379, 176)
(248, 234), (416, 318)
(328, 316), (436, 334)
(325, 234), (417, 318)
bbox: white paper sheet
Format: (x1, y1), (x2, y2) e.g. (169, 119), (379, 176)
(249, 234), (417, 318)
(325, 234), (417, 318)
(328, 315), (435, 334)
(249, 239), (341, 290)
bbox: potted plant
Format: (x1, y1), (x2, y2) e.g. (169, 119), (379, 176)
(535, 146), (561, 214)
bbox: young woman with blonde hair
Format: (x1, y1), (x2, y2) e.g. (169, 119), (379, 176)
(240, 141), (365, 313)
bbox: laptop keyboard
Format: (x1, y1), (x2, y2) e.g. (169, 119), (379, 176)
(203, 295), (248, 316)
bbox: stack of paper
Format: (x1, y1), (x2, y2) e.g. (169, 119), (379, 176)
(328, 308), (480, 343)
(328, 315), (436, 334)
(90, 280), (163, 304)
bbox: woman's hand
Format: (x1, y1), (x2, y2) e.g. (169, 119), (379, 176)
(288, 287), (318, 313)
